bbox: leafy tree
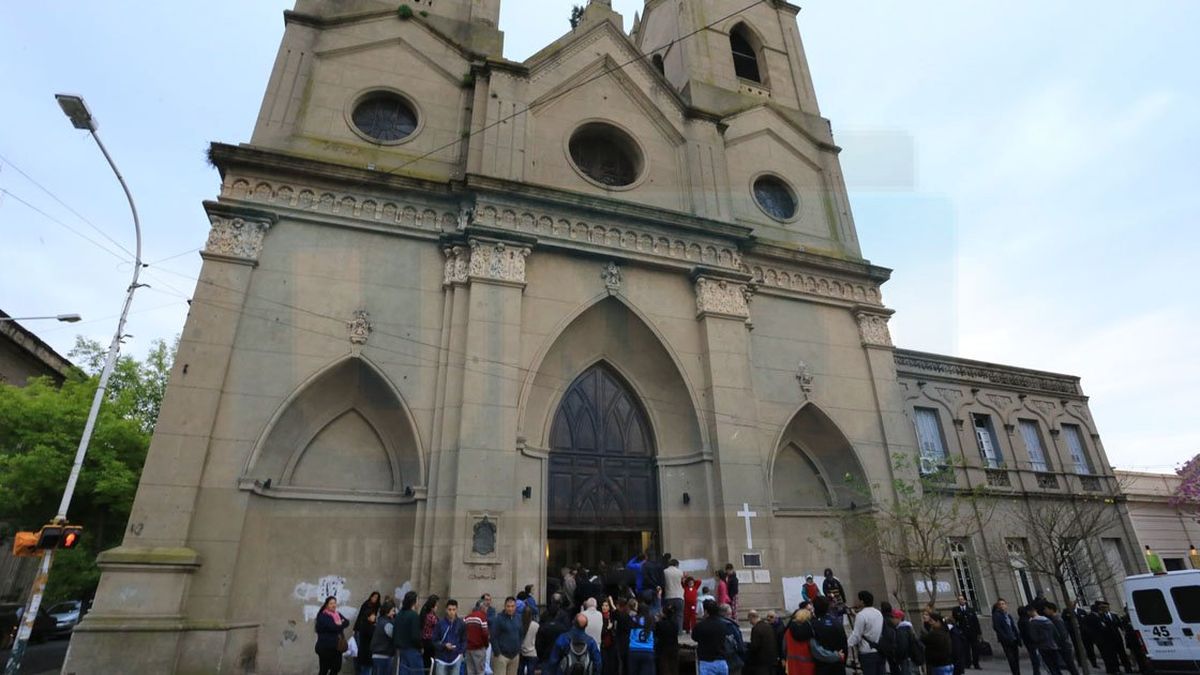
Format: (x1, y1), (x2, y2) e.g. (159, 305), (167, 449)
(1173, 452), (1200, 513)
(0, 337), (174, 601)
(840, 453), (991, 607)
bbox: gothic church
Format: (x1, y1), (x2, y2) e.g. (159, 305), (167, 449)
(64, 1), (1140, 672)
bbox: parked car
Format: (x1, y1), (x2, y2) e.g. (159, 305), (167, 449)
(46, 600), (84, 638)
(0, 603), (55, 649)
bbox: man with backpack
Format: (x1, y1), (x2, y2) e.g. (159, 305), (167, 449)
(434, 600), (468, 675)
(889, 608), (923, 675)
(847, 591), (884, 675)
(692, 600), (731, 675)
(549, 613), (603, 675)
(721, 603), (747, 675)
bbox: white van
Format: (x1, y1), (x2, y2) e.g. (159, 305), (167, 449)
(1126, 570), (1200, 674)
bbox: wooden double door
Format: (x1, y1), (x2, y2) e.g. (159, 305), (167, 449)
(546, 364), (661, 566)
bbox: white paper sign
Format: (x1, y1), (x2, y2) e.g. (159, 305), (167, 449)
(782, 576), (806, 611)
(736, 570), (753, 585)
(753, 569), (771, 584)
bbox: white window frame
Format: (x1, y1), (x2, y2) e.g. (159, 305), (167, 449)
(950, 537), (982, 608)
(1019, 419), (1051, 472)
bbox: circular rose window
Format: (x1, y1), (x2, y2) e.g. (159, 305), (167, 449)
(753, 175), (798, 221)
(351, 92), (418, 143)
(568, 122), (643, 188)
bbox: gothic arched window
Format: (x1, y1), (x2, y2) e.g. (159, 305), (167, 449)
(730, 24), (763, 83)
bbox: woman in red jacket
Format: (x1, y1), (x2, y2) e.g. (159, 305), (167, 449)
(682, 575), (700, 632)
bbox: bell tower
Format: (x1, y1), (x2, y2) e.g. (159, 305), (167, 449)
(633, 0), (822, 115)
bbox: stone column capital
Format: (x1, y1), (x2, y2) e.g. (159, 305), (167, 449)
(201, 201), (276, 264)
(855, 310), (894, 348)
(465, 238), (532, 287)
(694, 275), (752, 321)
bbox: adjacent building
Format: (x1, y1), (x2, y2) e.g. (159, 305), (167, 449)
(63, 2), (1142, 672)
(1116, 470), (1200, 571)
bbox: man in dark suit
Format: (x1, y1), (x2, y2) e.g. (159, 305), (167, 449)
(953, 595), (983, 670)
(1069, 600), (1098, 669)
(1098, 602), (1133, 674)
(993, 599), (1022, 675)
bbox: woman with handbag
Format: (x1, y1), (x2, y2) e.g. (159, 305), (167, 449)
(315, 595), (352, 675)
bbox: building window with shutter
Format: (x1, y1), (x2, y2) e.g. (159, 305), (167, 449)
(1062, 424), (1094, 474)
(1019, 419), (1051, 472)
(1007, 538), (1036, 607)
(914, 407), (949, 472)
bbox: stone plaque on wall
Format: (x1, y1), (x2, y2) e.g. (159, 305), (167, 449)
(465, 511), (502, 564)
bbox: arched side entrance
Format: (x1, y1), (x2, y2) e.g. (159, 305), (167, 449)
(547, 362), (660, 576)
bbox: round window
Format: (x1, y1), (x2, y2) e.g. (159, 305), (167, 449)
(351, 92), (418, 142)
(568, 122), (643, 188)
(752, 175), (797, 220)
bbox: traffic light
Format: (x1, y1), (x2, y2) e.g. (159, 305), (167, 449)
(30, 523), (84, 551)
(12, 532), (39, 557)
(36, 525), (63, 549)
(61, 525), (82, 549)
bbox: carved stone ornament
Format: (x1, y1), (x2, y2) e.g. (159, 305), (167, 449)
(694, 276), (751, 320)
(601, 261), (622, 294)
(204, 214), (271, 261)
(468, 239), (532, 285)
(472, 516), (497, 556)
(856, 311), (894, 347)
(347, 310), (372, 346)
(796, 361), (815, 396)
(443, 245), (469, 286)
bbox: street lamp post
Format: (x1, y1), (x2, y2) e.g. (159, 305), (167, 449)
(0, 314), (82, 323)
(4, 95), (144, 675)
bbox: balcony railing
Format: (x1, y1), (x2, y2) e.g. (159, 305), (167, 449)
(1035, 472), (1060, 489)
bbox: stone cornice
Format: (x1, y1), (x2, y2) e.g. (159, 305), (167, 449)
(208, 143), (456, 202)
(894, 348), (1084, 398)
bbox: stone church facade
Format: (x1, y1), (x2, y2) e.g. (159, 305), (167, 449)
(64, 1), (1141, 672)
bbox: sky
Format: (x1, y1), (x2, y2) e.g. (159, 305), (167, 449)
(1, 1), (1197, 473)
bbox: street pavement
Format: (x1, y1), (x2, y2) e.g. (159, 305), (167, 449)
(0, 638), (68, 674)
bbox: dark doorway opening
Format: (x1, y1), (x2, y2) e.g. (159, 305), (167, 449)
(547, 529), (657, 601)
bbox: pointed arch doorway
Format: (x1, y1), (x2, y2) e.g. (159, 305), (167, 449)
(547, 363), (661, 582)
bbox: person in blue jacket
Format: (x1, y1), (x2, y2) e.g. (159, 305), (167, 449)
(433, 599), (468, 675)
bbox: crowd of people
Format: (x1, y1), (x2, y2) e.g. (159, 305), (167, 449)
(312, 556), (1145, 675)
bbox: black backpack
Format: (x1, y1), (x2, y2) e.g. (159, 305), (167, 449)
(872, 620), (898, 658)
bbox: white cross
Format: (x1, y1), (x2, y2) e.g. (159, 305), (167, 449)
(737, 503), (758, 549)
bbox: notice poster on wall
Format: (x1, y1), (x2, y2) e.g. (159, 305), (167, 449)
(782, 576), (806, 611)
